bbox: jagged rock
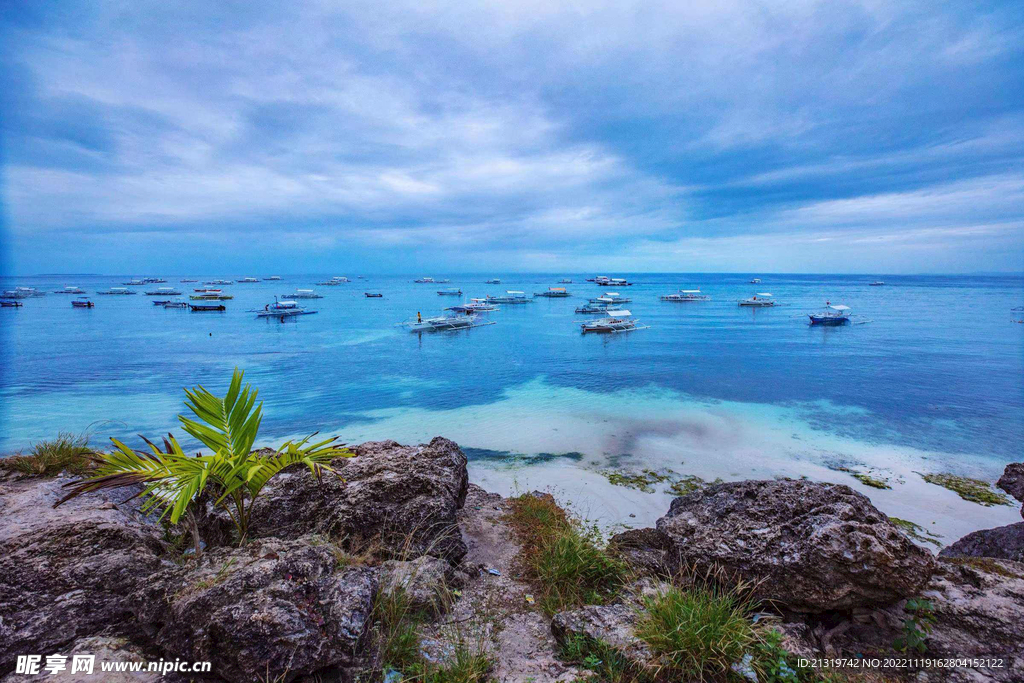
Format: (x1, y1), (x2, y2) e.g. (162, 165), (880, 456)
(939, 522), (1024, 563)
(133, 536), (377, 683)
(996, 463), (1024, 502)
(245, 437), (469, 562)
(380, 555), (459, 617)
(550, 604), (652, 669)
(608, 528), (674, 577)
(653, 479), (935, 612)
(912, 558), (1024, 683)
(0, 476), (168, 670)
(0, 636), (161, 682)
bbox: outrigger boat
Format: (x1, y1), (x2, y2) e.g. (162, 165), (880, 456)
(534, 287), (571, 298)
(364, 292), (383, 298)
(579, 309), (648, 334)
(145, 287), (182, 296)
(869, 281), (885, 286)
(575, 301), (612, 314)
(204, 279), (234, 285)
(151, 299), (180, 305)
(739, 293), (776, 307)
(266, 276), (282, 281)
(559, 279), (573, 284)
(255, 298), (317, 318)
(163, 301), (188, 309)
(190, 293), (233, 300)
(437, 287), (463, 296)
(180, 279), (198, 283)
(0, 299), (23, 307)
(238, 277), (260, 283)
(189, 303), (226, 312)
(597, 277), (632, 287)
(400, 312), (496, 332)
(589, 292), (631, 304)
(2, 287), (44, 299)
(587, 276), (610, 284)
(53, 286), (86, 294)
(71, 297), (94, 308)
(486, 291), (531, 304)
(750, 278), (761, 284)
(98, 287), (136, 295)
(447, 298), (498, 313)
(124, 279), (146, 286)
(661, 289), (710, 302)
(414, 277), (435, 283)
(485, 278), (501, 284)
(287, 289), (324, 299)
(809, 302), (851, 325)
(317, 276), (349, 285)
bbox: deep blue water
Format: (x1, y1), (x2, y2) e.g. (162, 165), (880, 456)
(1, 273), (1022, 467)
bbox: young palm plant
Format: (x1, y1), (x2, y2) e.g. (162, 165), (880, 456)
(57, 368), (351, 544)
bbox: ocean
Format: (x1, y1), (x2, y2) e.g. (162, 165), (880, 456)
(2, 273), (1022, 539)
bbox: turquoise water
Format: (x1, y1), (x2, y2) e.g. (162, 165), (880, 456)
(1, 273), (1021, 477)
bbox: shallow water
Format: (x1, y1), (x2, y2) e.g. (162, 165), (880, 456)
(1, 273), (1021, 537)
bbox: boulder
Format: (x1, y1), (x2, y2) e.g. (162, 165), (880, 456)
(380, 555), (458, 617)
(939, 522), (1024, 563)
(0, 636), (160, 682)
(996, 463), (1024, 502)
(246, 437), (469, 562)
(653, 479), (935, 612)
(550, 604), (652, 670)
(0, 476), (168, 670)
(608, 528), (674, 577)
(133, 536), (377, 683)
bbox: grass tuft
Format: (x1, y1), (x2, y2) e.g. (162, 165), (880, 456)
(559, 632), (645, 683)
(0, 432), (94, 477)
(921, 473), (1012, 506)
(506, 493), (628, 615)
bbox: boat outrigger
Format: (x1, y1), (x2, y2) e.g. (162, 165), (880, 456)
(660, 289), (710, 302)
(71, 297), (94, 308)
(255, 299), (317, 319)
(739, 293), (776, 307)
(579, 309), (648, 334)
(485, 291), (531, 304)
(808, 302), (851, 325)
(534, 287), (571, 298)
(400, 312), (496, 332)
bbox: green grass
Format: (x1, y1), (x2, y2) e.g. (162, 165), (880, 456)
(635, 584), (759, 682)
(921, 473), (1012, 506)
(403, 649), (492, 682)
(559, 632), (647, 683)
(506, 494), (629, 615)
(373, 588), (423, 671)
(0, 432), (94, 477)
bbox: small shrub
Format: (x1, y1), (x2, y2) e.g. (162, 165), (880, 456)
(894, 598), (936, 654)
(0, 432), (94, 477)
(635, 584), (758, 681)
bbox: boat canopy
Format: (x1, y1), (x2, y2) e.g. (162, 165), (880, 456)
(507, 290), (524, 295)
(604, 309), (631, 317)
(276, 301), (298, 307)
(680, 289), (701, 293)
(550, 287), (565, 292)
(828, 304), (850, 311)
(604, 292), (620, 296)
(756, 292), (773, 297)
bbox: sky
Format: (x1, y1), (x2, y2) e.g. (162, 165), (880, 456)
(1, 0), (1023, 275)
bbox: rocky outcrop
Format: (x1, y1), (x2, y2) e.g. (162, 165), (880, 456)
(550, 604), (652, 669)
(246, 437), (469, 562)
(380, 555), (458, 617)
(133, 536), (377, 683)
(608, 528), (674, 577)
(939, 521), (1024, 562)
(641, 479), (935, 612)
(0, 476), (168, 670)
(0, 636), (161, 682)
(997, 463), (1024, 519)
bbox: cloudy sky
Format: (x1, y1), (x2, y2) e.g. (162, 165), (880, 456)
(2, 0), (1022, 274)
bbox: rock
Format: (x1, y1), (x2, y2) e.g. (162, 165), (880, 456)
(939, 522), (1024, 563)
(653, 479), (935, 612)
(0, 476), (168, 669)
(0, 636), (160, 682)
(608, 528), (674, 577)
(133, 536), (377, 683)
(246, 437), (469, 562)
(996, 463), (1024, 502)
(913, 557), (1024, 683)
(380, 555), (459, 617)
(550, 604), (652, 670)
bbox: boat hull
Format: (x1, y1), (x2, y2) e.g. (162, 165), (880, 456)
(809, 315), (849, 325)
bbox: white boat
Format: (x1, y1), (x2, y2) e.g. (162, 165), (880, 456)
(739, 292), (776, 307)
(414, 277), (435, 283)
(238, 277), (260, 283)
(205, 279), (234, 285)
(437, 287), (463, 296)
(589, 292), (631, 304)
(869, 281), (885, 286)
(266, 276), (282, 281)
(145, 286), (182, 295)
(588, 276), (611, 284)
(400, 312), (496, 332)
(661, 289), (710, 302)
(485, 278), (501, 284)
(98, 287), (136, 295)
(5, 287), (45, 298)
(580, 309), (648, 334)
(123, 279), (146, 286)
(317, 276), (349, 285)
(255, 299), (316, 318)
(447, 298), (499, 313)
(486, 290), (532, 304)
(809, 302), (851, 325)
(575, 301), (612, 314)
(287, 289), (323, 299)
(534, 287), (571, 298)
(750, 278), (761, 284)
(559, 279), (573, 284)
(596, 277), (632, 287)
(53, 286), (86, 294)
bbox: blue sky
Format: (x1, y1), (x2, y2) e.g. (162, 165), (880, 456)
(2, 0), (1022, 274)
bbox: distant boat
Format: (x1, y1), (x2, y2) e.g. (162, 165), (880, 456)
(739, 293), (776, 307)
(580, 309), (647, 334)
(414, 277), (435, 283)
(123, 279), (146, 286)
(162, 301), (188, 309)
(53, 286), (86, 294)
(71, 297), (94, 308)
(266, 276), (282, 281)
(316, 276), (349, 285)
(255, 299), (316, 318)
(2, 287), (44, 299)
(189, 303), (226, 312)
(809, 302), (851, 325)
(287, 289), (324, 299)
(364, 292), (383, 298)
(575, 301), (612, 314)
(869, 281), (885, 286)
(589, 292), (631, 304)
(661, 289), (710, 302)
(559, 279), (572, 284)
(597, 278), (632, 287)
(534, 287), (571, 298)
(98, 287), (136, 295)
(486, 291), (532, 304)
(145, 287), (182, 296)
(238, 277), (260, 283)
(180, 279), (198, 283)
(204, 279), (234, 285)
(1, 299), (23, 307)
(151, 299), (179, 305)
(447, 299), (498, 313)
(486, 278), (501, 284)
(750, 278), (761, 284)
(437, 288), (463, 296)
(400, 312), (495, 332)
(190, 293), (233, 300)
